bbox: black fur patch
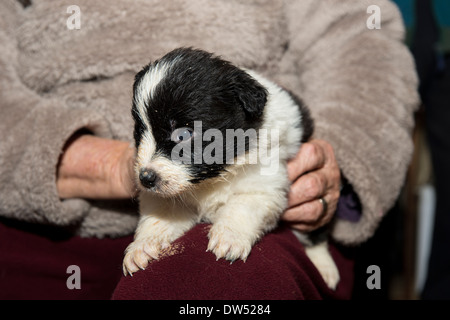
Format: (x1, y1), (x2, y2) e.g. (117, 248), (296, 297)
(285, 89), (314, 142)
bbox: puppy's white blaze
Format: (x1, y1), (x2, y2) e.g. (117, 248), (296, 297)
(136, 131), (157, 169)
(134, 62), (171, 130)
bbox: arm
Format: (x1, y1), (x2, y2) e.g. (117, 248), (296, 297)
(281, 0), (419, 244)
(57, 133), (136, 200)
(0, 2), (116, 226)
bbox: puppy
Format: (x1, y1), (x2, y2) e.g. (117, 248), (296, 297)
(123, 47), (339, 289)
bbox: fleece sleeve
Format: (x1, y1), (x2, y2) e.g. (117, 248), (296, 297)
(281, 0), (420, 245)
(0, 1), (113, 227)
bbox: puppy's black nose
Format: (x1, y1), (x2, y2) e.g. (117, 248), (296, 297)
(139, 169), (158, 188)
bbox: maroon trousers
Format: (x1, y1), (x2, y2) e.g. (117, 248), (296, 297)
(0, 219), (354, 300)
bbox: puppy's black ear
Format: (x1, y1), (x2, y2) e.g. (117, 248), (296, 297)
(234, 73), (268, 121)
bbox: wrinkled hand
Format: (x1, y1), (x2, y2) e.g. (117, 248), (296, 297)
(282, 139), (341, 232)
(57, 134), (137, 199)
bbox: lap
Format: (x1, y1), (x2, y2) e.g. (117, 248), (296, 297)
(112, 224), (354, 300)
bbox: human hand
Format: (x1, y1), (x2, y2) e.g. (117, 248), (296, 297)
(57, 133), (137, 199)
(282, 139), (341, 232)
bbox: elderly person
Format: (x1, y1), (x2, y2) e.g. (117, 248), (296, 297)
(0, 0), (418, 299)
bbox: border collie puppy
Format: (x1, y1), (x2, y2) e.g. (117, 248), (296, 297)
(123, 47), (339, 289)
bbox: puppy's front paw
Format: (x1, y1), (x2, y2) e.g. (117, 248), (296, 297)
(122, 238), (168, 276)
(207, 224), (253, 262)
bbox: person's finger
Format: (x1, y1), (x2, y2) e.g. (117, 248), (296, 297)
(286, 221), (319, 233)
(287, 171), (327, 208)
(283, 196), (328, 222)
(119, 143), (139, 198)
(283, 196), (335, 232)
(283, 205), (327, 232)
(287, 142), (325, 182)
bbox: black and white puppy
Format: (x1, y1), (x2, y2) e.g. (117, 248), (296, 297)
(123, 48), (339, 289)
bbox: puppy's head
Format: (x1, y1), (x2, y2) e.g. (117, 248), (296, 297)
(131, 47), (267, 197)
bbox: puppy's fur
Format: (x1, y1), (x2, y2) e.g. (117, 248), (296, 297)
(123, 48), (339, 289)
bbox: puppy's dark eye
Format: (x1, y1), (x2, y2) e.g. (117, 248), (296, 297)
(171, 127), (194, 143)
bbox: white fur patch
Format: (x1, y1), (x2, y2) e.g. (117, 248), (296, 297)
(305, 242), (340, 290)
(245, 69), (303, 160)
(135, 131), (157, 168)
(134, 62), (171, 130)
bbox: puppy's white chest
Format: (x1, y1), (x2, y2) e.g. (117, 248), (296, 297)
(192, 179), (234, 222)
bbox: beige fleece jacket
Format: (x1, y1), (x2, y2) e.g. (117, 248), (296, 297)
(0, 0), (419, 244)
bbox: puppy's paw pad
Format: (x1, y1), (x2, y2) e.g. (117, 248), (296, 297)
(122, 239), (163, 276)
(207, 225), (253, 262)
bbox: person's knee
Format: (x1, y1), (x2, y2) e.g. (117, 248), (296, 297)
(113, 224), (323, 300)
